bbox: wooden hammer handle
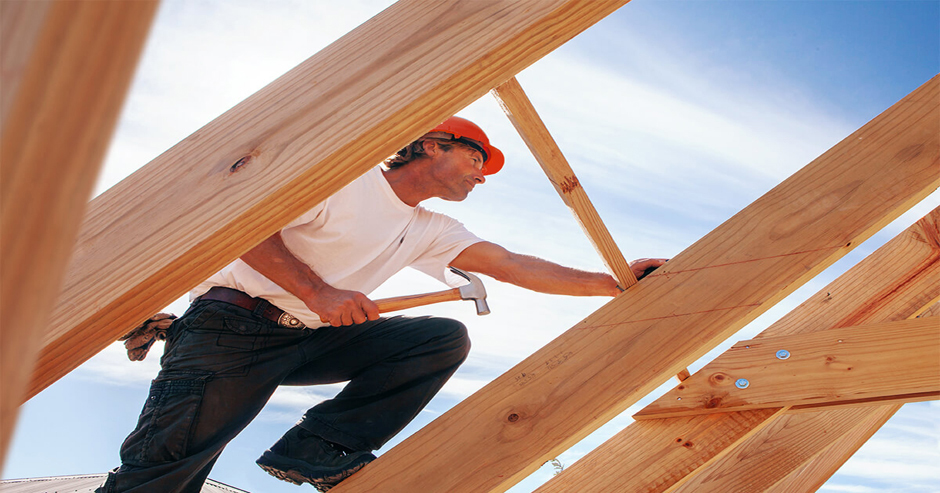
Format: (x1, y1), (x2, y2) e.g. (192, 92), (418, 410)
(373, 288), (462, 314)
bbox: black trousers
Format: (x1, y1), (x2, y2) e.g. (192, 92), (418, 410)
(98, 298), (471, 493)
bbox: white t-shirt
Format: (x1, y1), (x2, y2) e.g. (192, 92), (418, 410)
(191, 166), (483, 328)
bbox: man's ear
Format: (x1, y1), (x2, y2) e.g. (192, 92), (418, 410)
(422, 139), (441, 157)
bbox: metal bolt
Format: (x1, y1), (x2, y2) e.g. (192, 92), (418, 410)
(735, 378), (750, 389)
(776, 349), (791, 360)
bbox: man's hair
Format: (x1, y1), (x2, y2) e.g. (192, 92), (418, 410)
(384, 138), (475, 169)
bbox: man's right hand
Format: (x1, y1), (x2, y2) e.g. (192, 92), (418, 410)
(306, 286), (380, 327)
(242, 232), (382, 327)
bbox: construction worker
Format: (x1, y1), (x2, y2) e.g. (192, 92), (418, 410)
(98, 116), (666, 492)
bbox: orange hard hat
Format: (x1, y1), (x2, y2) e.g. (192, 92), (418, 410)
(426, 116), (504, 175)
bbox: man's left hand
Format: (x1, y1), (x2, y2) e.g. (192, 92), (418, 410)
(629, 258), (668, 281)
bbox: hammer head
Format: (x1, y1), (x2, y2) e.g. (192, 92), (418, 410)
(449, 267), (490, 315)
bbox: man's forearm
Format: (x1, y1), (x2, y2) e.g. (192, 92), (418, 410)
(451, 242), (620, 297)
(240, 232), (380, 326)
(492, 253), (619, 296)
(240, 232), (327, 301)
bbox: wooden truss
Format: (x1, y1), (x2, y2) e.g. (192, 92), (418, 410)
(2, 0), (937, 490)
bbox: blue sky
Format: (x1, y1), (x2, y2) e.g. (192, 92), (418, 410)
(5, 1), (938, 492)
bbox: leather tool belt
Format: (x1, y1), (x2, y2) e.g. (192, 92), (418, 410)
(196, 286), (306, 329)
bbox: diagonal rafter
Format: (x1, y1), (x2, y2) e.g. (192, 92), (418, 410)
(760, 301), (940, 493)
(0, 0), (158, 463)
(333, 77), (939, 493)
(535, 204), (940, 493)
(25, 0), (636, 403)
(671, 404), (901, 493)
(492, 76), (638, 288)
(491, 76), (691, 380)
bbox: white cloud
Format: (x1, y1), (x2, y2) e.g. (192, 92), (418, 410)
(75, 342), (163, 387)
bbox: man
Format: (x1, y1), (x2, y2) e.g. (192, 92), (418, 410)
(98, 116), (665, 492)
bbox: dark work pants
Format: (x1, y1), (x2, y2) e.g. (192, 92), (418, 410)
(98, 298), (471, 493)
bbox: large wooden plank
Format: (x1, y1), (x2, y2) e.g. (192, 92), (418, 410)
(539, 409), (786, 493)
(26, 0), (635, 401)
(637, 317), (940, 418)
(0, 0), (157, 464)
(533, 206), (940, 493)
(492, 76), (637, 287)
(671, 406), (898, 493)
(333, 77), (939, 493)
(763, 304), (940, 493)
(762, 406), (898, 493)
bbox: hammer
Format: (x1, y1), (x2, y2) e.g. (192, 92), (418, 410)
(373, 267), (490, 315)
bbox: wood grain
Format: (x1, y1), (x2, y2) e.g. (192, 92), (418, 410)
(670, 406), (898, 493)
(638, 317), (939, 418)
(333, 77), (939, 493)
(0, 0), (157, 462)
(762, 405), (898, 493)
(26, 0), (635, 401)
(536, 409), (785, 493)
(532, 204), (940, 493)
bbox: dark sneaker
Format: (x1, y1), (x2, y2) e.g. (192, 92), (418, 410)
(256, 426), (375, 491)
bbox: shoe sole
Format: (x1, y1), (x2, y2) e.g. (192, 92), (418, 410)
(257, 450), (375, 491)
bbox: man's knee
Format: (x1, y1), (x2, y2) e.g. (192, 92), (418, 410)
(423, 317), (471, 363)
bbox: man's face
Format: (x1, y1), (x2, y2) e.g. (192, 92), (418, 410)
(427, 141), (486, 201)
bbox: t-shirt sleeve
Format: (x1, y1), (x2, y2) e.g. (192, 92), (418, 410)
(409, 212), (483, 285)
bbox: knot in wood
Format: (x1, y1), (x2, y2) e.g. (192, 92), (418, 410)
(230, 155), (251, 172)
(559, 176), (580, 194)
(507, 413), (520, 423)
(704, 397), (722, 409)
(709, 372), (729, 385)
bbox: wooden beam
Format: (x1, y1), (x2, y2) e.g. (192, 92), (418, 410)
(492, 77), (700, 383)
(540, 409), (787, 493)
(533, 206), (940, 493)
(26, 0), (636, 401)
(333, 77), (939, 493)
(0, 0), (157, 465)
(762, 404), (898, 493)
(492, 76), (638, 288)
(670, 406), (898, 493)
(636, 317), (940, 418)
(763, 304), (940, 493)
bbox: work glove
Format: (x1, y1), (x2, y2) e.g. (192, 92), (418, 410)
(118, 313), (177, 361)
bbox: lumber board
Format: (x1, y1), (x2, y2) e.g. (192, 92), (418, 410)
(493, 76), (700, 382)
(762, 306), (939, 493)
(532, 205), (940, 493)
(762, 405), (898, 493)
(333, 77), (940, 493)
(637, 317), (940, 418)
(536, 409), (786, 493)
(670, 406), (898, 493)
(750, 305), (940, 493)
(26, 0), (636, 401)
(492, 76), (638, 287)
(0, 0), (157, 463)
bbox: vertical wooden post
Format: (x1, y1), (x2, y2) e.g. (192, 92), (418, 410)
(0, 0), (158, 466)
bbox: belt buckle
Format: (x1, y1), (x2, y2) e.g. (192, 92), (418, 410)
(277, 312), (306, 329)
